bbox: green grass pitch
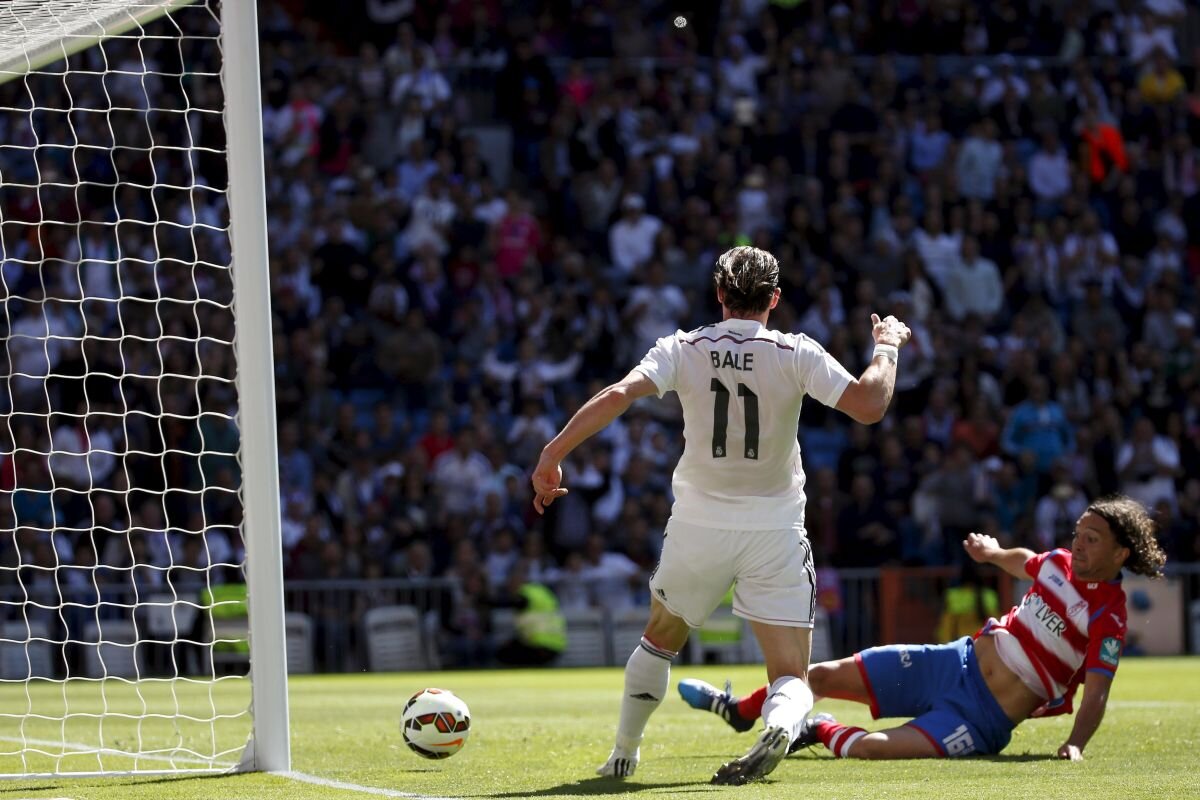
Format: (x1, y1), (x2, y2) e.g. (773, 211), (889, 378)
(0, 658), (1196, 799)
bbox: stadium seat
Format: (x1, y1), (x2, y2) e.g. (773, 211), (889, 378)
(363, 605), (428, 671)
(81, 619), (142, 679)
(558, 608), (609, 667)
(285, 612), (314, 674)
(0, 621), (54, 680)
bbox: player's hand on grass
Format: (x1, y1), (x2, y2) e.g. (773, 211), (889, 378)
(870, 313), (911, 348)
(963, 532), (1001, 563)
(1057, 743), (1084, 761)
(531, 455), (568, 515)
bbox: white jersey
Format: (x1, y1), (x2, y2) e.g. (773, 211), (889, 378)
(634, 317), (853, 530)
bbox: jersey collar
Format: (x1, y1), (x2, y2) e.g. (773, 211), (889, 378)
(717, 318), (765, 333)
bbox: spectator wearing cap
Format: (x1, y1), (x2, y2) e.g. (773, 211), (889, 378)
(607, 194), (662, 277)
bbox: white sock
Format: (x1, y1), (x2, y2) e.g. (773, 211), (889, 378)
(613, 636), (676, 753)
(761, 675), (814, 743)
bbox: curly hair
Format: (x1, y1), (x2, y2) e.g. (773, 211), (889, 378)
(713, 246), (779, 315)
(1086, 496), (1167, 578)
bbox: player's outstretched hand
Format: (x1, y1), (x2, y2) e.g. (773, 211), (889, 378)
(1057, 743), (1084, 762)
(531, 455), (568, 515)
(963, 532), (1000, 563)
(871, 313), (911, 348)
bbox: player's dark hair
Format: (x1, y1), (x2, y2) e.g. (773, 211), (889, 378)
(1086, 496), (1167, 578)
(713, 246), (779, 315)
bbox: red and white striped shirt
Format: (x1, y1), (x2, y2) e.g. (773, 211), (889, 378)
(977, 549), (1126, 716)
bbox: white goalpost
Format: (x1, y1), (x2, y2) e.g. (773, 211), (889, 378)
(0, 0), (289, 776)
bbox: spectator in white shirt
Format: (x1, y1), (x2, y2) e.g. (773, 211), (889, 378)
(1061, 211), (1119, 299)
(1028, 131), (1072, 206)
(481, 337), (582, 407)
(389, 48), (451, 113)
(909, 111), (951, 174)
(580, 533), (641, 613)
(912, 209), (962, 290)
(979, 55), (1029, 107)
(955, 118), (1004, 200)
(608, 194), (663, 277)
(716, 34), (766, 116)
(736, 169), (772, 237)
(432, 429), (494, 516)
(623, 261), (689, 359)
(1117, 417), (1180, 511)
(944, 237), (1004, 323)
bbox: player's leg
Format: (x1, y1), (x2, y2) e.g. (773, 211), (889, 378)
(710, 623), (812, 785)
(597, 597), (690, 778)
(679, 654), (873, 729)
(791, 715), (941, 759)
(711, 530), (816, 785)
(600, 520), (733, 778)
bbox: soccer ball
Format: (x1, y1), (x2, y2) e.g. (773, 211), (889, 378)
(401, 688), (471, 759)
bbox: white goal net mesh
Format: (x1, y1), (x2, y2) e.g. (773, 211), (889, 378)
(0, 0), (253, 775)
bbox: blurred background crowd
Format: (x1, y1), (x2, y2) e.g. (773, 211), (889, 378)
(3, 0), (1200, 669)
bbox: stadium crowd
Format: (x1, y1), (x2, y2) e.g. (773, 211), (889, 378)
(2, 0), (1200, 669)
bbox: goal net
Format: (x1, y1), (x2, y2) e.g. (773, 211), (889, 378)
(0, 0), (288, 777)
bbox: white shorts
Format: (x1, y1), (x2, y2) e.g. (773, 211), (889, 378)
(648, 518), (816, 629)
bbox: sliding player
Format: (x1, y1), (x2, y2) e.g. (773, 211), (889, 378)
(680, 497), (1165, 762)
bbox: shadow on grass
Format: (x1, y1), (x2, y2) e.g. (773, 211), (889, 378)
(978, 753), (1059, 763)
(0, 771), (237, 795)
(475, 776), (712, 797)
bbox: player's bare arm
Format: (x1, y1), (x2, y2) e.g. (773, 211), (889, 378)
(1058, 670), (1112, 761)
(531, 369), (658, 514)
(963, 532), (1036, 579)
(836, 313), (911, 424)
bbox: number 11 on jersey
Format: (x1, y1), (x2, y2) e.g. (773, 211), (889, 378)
(710, 379), (759, 459)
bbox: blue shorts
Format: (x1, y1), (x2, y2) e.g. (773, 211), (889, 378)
(856, 636), (1014, 757)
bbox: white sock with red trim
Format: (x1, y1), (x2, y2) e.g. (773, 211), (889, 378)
(816, 719), (867, 758)
(760, 676), (813, 743)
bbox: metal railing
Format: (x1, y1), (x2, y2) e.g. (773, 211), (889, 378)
(1, 563), (1197, 674)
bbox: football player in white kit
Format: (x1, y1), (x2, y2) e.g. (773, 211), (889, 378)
(531, 246), (911, 784)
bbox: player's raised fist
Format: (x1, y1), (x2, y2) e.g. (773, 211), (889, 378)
(963, 532), (1000, 562)
(870, 313), (911, 348)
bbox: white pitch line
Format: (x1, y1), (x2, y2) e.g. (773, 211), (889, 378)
(0, 736), (458, 799)
(279, 771), (458, 800)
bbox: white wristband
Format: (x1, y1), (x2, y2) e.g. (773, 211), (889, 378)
(873, 343), (898, 364)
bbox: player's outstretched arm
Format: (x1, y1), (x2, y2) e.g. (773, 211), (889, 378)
(962, 533), (1035, 579)
(1058, 670), (1113, 761)
(836, 313), (911, 425)
(531, 369), (659, 514)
